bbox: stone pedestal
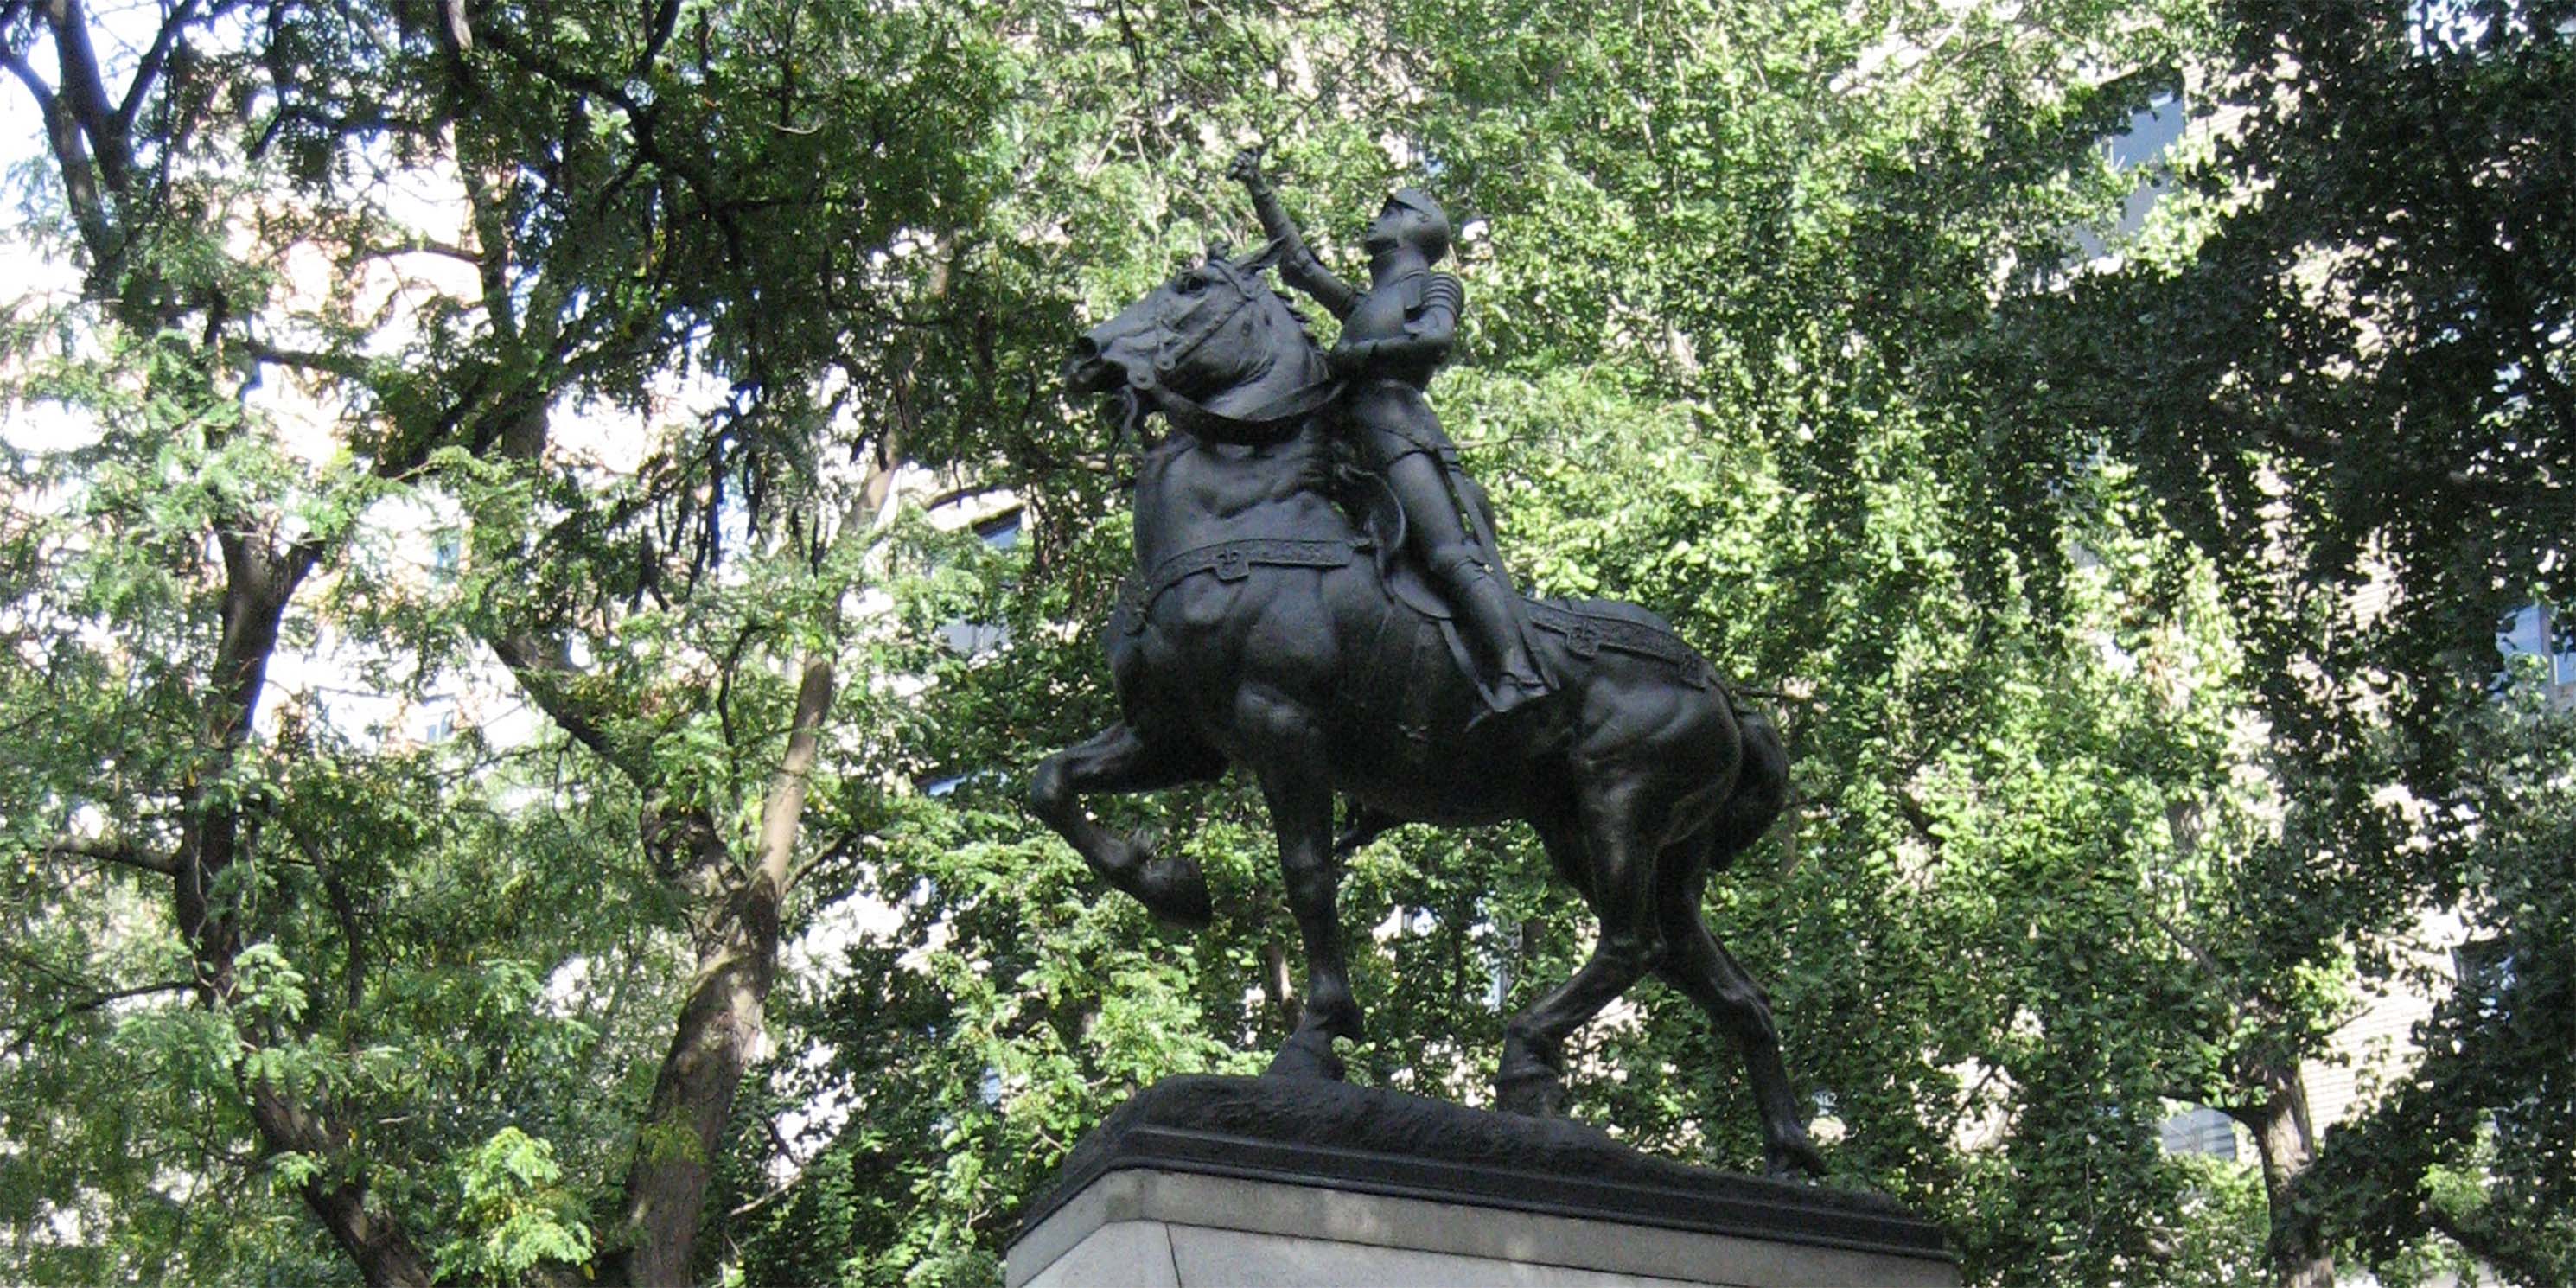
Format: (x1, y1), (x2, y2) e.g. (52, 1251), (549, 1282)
(1004, 1076), (1956, 1288)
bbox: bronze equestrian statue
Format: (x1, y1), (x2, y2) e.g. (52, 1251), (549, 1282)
(1028, 194), (1827, 1179)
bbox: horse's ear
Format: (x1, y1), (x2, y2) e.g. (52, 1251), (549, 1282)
(1202, 237), (1234, 266)
(1243, 237), (1288, 274)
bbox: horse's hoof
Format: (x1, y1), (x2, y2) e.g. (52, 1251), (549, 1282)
(1764, 1138), (1829, 1181)
(1263, 1035), (1345, 1082)
(1131, 839), (1212, 930)
(1495, 1066), (1565, 1118)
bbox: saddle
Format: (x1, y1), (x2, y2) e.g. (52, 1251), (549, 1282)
(1347, 472), (1718, 696)
(1388, 562), (1718, 694)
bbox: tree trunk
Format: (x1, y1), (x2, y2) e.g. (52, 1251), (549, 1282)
(2244, 1066), (2335, 1288)
(609, 658), (834, 1285)
(9, 10), (439, 1278)
(172, 537), (439, 1288)
(249, 1083), (435, 1288)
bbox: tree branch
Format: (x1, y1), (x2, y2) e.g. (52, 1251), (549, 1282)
(4, 979), (193, 1056)
(40, 834), (179, 876)
(2424, 1206), (2555, 1288)
(727, 1146), (813, 1221)
(41, 0), (133, 198)
(0, 17), (52, 106)
(635, 0), (682, 77)
(756, 656), (833, 900)
(2143, 902), (2254, 1021)
(243, 1081), (434, 1286)
(283, 814), (367, 1019)
(117, 0), (201, 133)
(488, 630), (649, 783)
(244, 336), (373, 381)
(786, 830), (858, 895)
(1, 34), (112, 258)
(351, 235), (482, 269)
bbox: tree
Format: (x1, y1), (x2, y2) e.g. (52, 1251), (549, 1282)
(1989, 2), (2576, 1282)
(2, 0), (1019, 1281)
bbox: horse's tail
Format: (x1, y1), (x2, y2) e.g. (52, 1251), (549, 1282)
(1709, 692), (1789, 872)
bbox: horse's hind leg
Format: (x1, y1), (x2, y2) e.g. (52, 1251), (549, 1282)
(1652, 853), (1827, 1178)
(1028, 723), (1224, 928)
(1498, 781), (1659, 1117)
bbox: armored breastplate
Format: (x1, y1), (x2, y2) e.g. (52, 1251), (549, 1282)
(1343, 275), (1440, 389)
(1342, 282), (1412, 345)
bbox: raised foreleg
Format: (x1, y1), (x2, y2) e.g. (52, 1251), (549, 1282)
(1028, 723), (1224, 928)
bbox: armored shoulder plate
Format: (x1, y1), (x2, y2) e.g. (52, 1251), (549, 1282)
(1406, 271), (1463, 323)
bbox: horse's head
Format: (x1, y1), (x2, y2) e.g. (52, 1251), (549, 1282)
(1065, 244), (1329, 437)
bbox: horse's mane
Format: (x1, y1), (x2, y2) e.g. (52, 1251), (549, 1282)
(1271, 289), (1317, 344)
(1207, 251), (1319, 352)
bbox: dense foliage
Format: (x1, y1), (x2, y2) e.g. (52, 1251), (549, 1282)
(1, 2), (2566, 1286)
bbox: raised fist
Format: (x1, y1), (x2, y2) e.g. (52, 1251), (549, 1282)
(1226, 147), (1267, 188)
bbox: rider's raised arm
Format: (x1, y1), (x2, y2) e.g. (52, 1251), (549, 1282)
(1234, 157), (1361, 320)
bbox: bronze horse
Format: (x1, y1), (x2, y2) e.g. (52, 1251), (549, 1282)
(1032, 245), (1826, 1177)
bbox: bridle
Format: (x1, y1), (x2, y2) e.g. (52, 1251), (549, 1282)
(1145, 265), (1342, 442)
(1154, 269), (1260, 377)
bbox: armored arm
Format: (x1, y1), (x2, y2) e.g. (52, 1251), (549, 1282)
(1231, 152), (1361, 319)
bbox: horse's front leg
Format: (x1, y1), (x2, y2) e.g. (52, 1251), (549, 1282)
(1028, 723), (1225, 928)
(1237, 685), (1361, 1081)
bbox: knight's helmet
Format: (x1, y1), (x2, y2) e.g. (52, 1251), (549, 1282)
(1387, 187), (1453, 265)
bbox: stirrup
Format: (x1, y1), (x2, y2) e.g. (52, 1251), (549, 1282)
(1468, 670), (1549, 729)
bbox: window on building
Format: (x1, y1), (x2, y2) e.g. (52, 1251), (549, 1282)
(917, 769), (1004, 801)
(2452, 936), (2535, 1141)
(2494, 603), (2576, 692)
(2068, 90), (2188, 263)
(2455, 938), (2516, 1025)
(938, 619), (1011, 656)
(927, 507), (1022, 657)
(973, 509), (1022, 550)
(2107, 92), (2187, 173)
(2159, 1105), (2238, 1160)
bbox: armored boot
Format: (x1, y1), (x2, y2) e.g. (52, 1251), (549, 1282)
(1433, 548), (1551, 719)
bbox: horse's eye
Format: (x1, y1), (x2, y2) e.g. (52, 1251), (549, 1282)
(1179, 273), (1208, 293)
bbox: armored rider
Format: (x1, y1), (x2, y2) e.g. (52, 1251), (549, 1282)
(1228, 151), (1549, 717)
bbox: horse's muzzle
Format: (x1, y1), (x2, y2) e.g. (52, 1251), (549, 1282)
(1064, 334), (1119, 394)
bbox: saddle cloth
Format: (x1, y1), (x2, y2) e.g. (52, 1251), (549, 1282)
(1113, 534), (1717, 700)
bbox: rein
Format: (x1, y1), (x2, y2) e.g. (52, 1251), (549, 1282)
(1154, 373), (1343, 443)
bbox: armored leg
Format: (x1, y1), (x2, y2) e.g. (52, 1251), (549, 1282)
(1381, 451), (1548, 715)
(1431, 545), (1548, 714)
